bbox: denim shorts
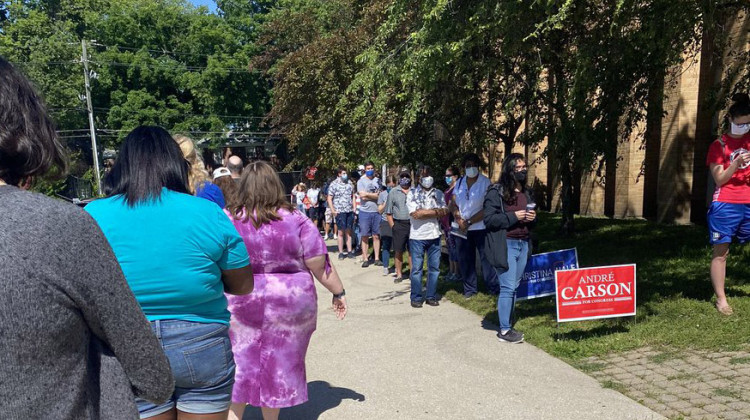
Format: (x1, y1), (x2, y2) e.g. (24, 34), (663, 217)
(358, 211), (381, 236)
(137, 320), (235, 418)
(335, 211), (354, 231)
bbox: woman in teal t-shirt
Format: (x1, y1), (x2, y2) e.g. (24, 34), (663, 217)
(86, 126), (253, 420)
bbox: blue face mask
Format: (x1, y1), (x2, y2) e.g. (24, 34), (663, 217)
(365, 169), (375, 177)
(386, 186), (393, 192)
(341, 173), (348, 181)
(445, 176), (454, 185)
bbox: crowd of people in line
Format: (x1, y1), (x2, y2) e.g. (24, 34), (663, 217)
(2, 52), (748, 420)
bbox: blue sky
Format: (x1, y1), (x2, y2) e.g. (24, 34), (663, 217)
(189, 0), (217, 13)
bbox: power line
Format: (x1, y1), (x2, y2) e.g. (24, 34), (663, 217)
(89, 60), (249, 73)
(90, 43), (220, 59)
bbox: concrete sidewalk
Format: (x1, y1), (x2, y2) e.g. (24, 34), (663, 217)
(243, 247), (663, 420)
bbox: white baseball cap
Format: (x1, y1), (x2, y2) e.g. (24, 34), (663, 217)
(213, 167), (231, 180)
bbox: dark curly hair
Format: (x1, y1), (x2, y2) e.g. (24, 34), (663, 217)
(499, 153), (527, 204)
(728, 93), (750, 121)
(0, 56), (67, 186)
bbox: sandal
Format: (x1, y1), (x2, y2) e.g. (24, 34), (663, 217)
(716, 303), (734, 316)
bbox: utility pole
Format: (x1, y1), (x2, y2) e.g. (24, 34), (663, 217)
(81, 39), (102, 195)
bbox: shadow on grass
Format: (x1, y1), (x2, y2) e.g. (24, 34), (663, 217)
(552, 323), (630, 341)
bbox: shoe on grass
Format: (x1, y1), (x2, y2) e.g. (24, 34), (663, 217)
(497, 329), (524, 344)
(425, 299), (439, 307)
(411, 301), (423, 308)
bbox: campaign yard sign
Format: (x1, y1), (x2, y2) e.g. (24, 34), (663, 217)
(517, 248), (579, 301)
(555, 264), (636, 322)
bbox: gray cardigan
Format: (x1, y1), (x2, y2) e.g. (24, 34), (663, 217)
(0, 186), (174, 419)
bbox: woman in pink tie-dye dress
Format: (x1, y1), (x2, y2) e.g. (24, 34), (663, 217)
(225, 161), (347, 420)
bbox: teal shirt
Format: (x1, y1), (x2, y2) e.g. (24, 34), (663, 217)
(85, 188), (250, 324)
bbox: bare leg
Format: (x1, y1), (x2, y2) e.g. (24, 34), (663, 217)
(324, 222), (330, 238)
(177, 409), (229, 420)
(395, 251), (403, 277)
(227, 403), (246, 420)
(147, 409), (177, 420)
(711, 243), (732, 313)
(337, 227), (344, 253)
(361, 235), (370, 261)
(345, 229), (353, 253)
(261, 407), (280, 420)
(373, 234), (380, 261)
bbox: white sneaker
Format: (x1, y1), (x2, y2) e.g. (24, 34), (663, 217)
(334, 234), (338, 239)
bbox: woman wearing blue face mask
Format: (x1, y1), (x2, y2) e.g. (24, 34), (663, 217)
(378, 176), (398, 275)
(706, 92), (750, 316)
(442, 166), (460, 282)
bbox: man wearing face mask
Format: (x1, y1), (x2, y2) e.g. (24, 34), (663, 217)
(449, 153), (498, 299)
(357, 161), (383, 268)
(386, 170), (414, 283)
(327, 166), (356, 260)
(406, 166), (449, 308)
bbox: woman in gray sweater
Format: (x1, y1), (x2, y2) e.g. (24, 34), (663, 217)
(0, 57), (174, 419)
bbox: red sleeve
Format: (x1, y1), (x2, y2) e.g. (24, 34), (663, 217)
(707, 139), (727, 167)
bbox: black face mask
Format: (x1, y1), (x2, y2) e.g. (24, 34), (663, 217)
(514, 170), (527, 183)
(399, 177), (412, 188)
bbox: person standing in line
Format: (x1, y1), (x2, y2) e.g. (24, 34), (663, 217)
(213, 167), (239, 208)
(322, 178), (336, 240)
(0, 55), (174, 420)
(386, 170), (414, 283)
(406, 166), (449, 308)
(292, 183), (307, 214)
(225, 161), (347, 420)
(450, 153), (498, 299)
(484, 153), (536, 344)
(442, 165), (461, 282)
(378, 176), (398, 276)
(306, 182), (321, 222)
(86, 126), (254, 419)
(357, 161), (383, 268)
(706, 93), (750, 315)
(327, 166), (356, 259)
(227, 155), (244, 181)
(175, 135), (226, 208)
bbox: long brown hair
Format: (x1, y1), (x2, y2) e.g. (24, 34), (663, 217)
(228, 160), (295, 228)
(214, 175), (238, 206)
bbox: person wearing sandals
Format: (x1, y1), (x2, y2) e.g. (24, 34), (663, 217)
(706, 93), (750, 316)
(442, 166), (461, 282)
(483, 153), (536, 343)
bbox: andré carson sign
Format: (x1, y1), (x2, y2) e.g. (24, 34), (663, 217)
(554, 264), (636, 322)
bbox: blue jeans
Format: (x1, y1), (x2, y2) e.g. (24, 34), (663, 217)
(496, 239), (530, 331)
(136, 320), (235, 417)
(381, 235), (392, 268)
(456, 229), (498, 296)
(409, 238), (441, 302)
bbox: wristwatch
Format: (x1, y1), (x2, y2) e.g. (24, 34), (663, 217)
(467, 220), (473, 227)
(333, 289), (346, 299)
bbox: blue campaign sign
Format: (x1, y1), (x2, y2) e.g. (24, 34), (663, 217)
(517, 248), (579, 301)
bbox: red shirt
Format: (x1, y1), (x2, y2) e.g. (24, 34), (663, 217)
(505, 192), (530, 239)
(706, 133), (750, 204)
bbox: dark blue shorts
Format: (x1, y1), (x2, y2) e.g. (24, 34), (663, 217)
(335, 211), (354, 231)
(707, 202), (750, 245)
(358, 211), (381, 236)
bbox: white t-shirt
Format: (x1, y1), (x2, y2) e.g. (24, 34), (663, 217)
(294, 190), (306, 205)
(307, 188), (320, 206)
(452, 174), (490, 231)
(406, 186), (446, 240)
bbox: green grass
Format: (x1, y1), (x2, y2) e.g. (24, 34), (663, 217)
(729, 356), (750, 365)
(439, 213), (750, 362)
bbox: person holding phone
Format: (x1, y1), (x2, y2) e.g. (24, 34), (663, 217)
(483, 153), (536, 344)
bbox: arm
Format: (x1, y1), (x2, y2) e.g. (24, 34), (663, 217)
(483, 187), (521, 230)
(327, 194), (337, 216)
(305, 256), (347, 320)
(359, 190), (380, 201)
(711, 160), (743, 187)
(221, 265), (254, 295)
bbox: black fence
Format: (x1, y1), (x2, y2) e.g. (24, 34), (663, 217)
(278, 171), (303, 200)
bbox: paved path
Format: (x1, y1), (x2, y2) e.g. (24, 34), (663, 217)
(243, 245), (663, 419)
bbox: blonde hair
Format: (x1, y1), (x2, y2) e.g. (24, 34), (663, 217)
(228, 160), (295, 228)
(174, 134), (210, 194)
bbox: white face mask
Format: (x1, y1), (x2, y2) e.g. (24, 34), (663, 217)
(731, 122), (750, 136)
(465, 167), (479, 178)
(420, 176), (434, 189)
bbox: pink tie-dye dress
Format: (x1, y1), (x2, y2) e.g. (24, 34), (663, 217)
(225, 209), (328, 408)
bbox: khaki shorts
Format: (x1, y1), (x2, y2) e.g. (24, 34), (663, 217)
(325, 207), (333, 224)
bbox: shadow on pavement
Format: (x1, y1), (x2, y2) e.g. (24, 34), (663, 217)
(242, 381), (365, 420)
(365, 289), (409, 302)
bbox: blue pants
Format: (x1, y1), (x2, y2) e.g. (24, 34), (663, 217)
(496, 239), (529, 331)
(456, 229), (498, 296)
(381, 235), (392, 268)
(409, 238), (441, 302)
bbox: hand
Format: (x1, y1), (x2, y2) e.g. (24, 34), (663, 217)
(332, 210), (338, 218)
(740, 152), (750, 167)
(514, 210), (527, 221)
(332, 296), (347, 320)
(457, 218), (468, 231)
(526, 210), (536, 222)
